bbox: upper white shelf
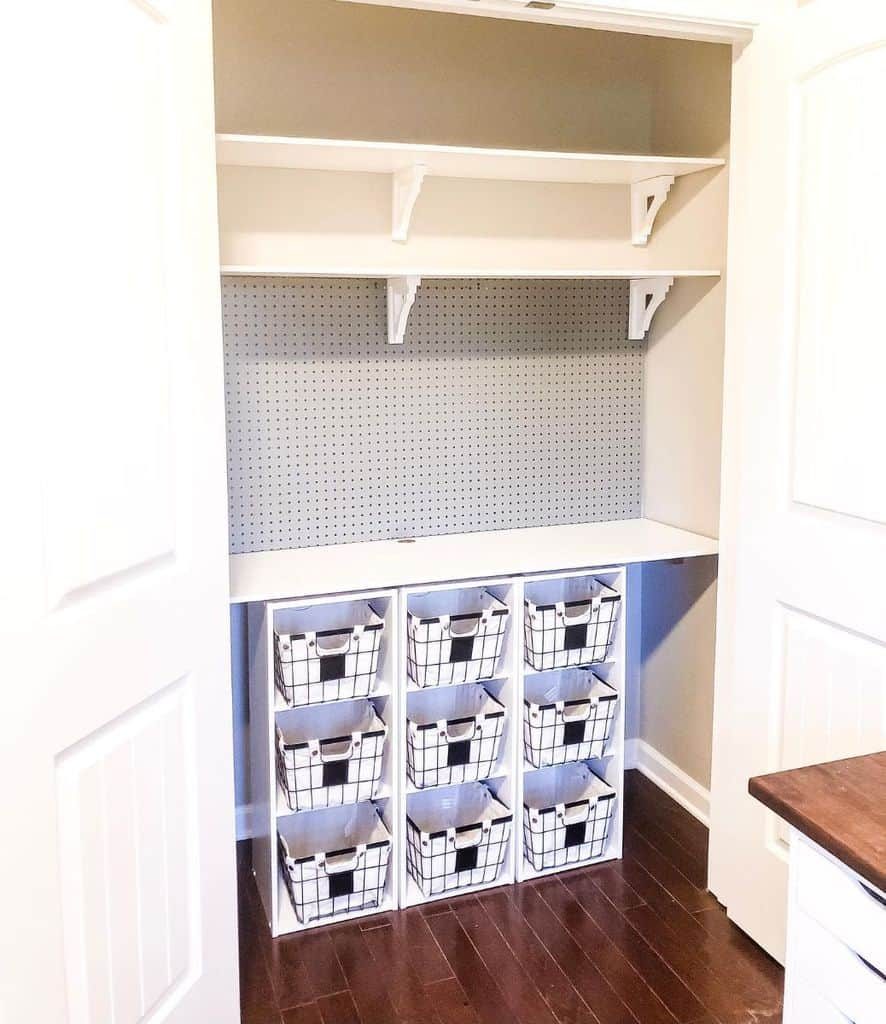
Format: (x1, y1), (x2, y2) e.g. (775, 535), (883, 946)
(216, 134), (724, 246)
(229, 517), (719, 603)
(216, 134), (723, 186)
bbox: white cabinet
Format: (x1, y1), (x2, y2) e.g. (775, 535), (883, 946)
(784, 835), (886, 1024)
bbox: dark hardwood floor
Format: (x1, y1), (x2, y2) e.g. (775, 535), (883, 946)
(238, 771), (784, 1024)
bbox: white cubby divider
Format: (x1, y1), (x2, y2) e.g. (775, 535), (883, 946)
(247, 565), (626, 934)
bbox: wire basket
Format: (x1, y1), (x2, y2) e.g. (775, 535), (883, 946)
(524, 578), (620, 671)
(406, 684), (505, 789)
(406, 783), (512, 897)
(276, 700), (387, 812)
(274, 601), (384, 707)
(278, 803), (392, 925)
(407, 588), (509, 687)
(523, 763), (616, 871)
(524, 669), (618, 768)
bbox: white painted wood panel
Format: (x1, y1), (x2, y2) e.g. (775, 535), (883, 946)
(791, 45), (886, 525)
(4, 0), (238, 1019)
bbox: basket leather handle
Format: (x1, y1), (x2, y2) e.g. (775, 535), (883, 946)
(449, 821), (490, 848)
(557, 800), (591, 825)
(558, 701), (592, 722)
(318, 844), (365, 874)
(447, 615), (482, 638)
(556, 601), (591, 625)
(314, 631), (353, 655)
(309, 732), (360, 762)
(439, 716), (481, 742)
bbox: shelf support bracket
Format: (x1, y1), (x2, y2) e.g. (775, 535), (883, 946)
(387, 275), (421, 344)
(631, 175), (675, 246)
(629, 276), (674, 340)
(392, 164), (429, 243)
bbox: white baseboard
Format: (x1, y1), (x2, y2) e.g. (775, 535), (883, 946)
(236, 802), (254, 841)
(624, 738), (710, 828)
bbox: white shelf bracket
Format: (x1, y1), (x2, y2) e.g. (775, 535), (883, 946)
(630, 175), (675, 246)
(387, 276), (421, 345)
(628, 276), (674, 341)
(392, 164), (429, 243)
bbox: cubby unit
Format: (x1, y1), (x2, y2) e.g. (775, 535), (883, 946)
(248, 590), (400, 935)
(517, 567), (626, 882)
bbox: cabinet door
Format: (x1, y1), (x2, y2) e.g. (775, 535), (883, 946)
(1, 1), (238, 1021)
(710, 0), (886, 962)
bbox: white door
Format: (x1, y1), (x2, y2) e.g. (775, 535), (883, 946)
(710, 1), (886, 962)
(1, 1), (239, 1021)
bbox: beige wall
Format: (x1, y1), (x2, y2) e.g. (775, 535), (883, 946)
(213, 0), (727, 155)
(212, 0), (732, 797)
(637, 39), (730, 792)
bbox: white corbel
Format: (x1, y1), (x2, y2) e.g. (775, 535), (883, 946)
(628, 277), (674, 340)
(387, 276), (421, 344)
(630, 175), (675, 246)
(392, 164), (429, 243)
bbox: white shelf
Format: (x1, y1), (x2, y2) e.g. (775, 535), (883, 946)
(217, 134), (723, 186)
(276, 784), (393, 819)
(217, 135), (723, 246)
(230, 517), (717, 603)
(220, 266), (720, 280)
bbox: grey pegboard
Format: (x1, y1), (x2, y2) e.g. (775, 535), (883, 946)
(222, 277), (641, 553)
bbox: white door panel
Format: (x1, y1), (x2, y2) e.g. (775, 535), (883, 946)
(711, 0), (886, 960)
(2, 0), (238, 1020)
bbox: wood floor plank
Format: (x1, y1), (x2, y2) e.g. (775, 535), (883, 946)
(692, 909), (784, 994)
(606, 859), (781, 1009)
(628, 812), (708, 889)
(428, 910), (520, 1024)
(478, 889), (600, 1024)
(362, 913), (445, 1023)
(423, 978), (482, 1024)
(625, 904), (780, 1024)
(328, 922), (401, 1024)
(538, 875), (682, 1024)
(282, 1003), (323, 1024)
(557, 873), (706, 1023)
(294, 929), (350, 1002)
(452, 895), (560, 1024)
(576, 863), (647, 912)
(395, 908), (453, 985)
(316, 990), (362, 1024)
(511, 881), (639, 1024)
(625, 772), (709, 864)
(623, 827), (719, 914)
(524, 872), (671, 1024)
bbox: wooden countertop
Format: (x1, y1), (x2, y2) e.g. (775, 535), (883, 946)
(749, 752), (886, 892)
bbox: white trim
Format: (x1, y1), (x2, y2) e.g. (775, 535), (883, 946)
(236, 802), (254, 841)
(335, 1), (759, 44)
(624, 738), (710, 827)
